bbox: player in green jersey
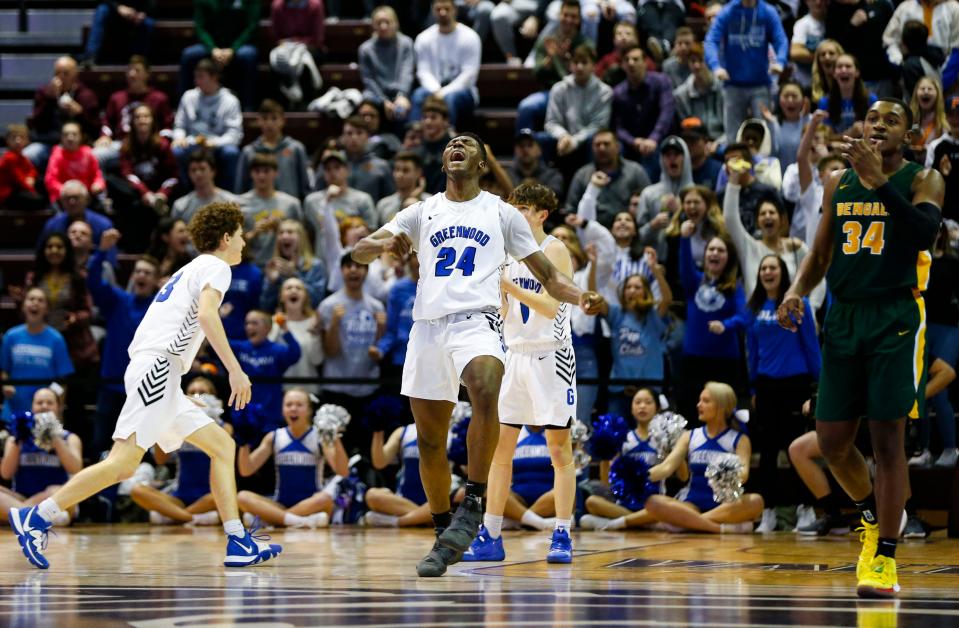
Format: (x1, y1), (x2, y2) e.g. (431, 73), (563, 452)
(777, 99), (943, 599)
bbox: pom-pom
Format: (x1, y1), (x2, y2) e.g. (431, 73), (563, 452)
(313, 404), (352, 446)
(193, 394), (224, 420)
(705, 453), (745, 504)
(31, 412), (63, 451)
(451, 401), (472, 426)
(364, 394), (405, 433)
(573, 448), (592, 471)
(13, 412), (34, 444)
(569, 419), (592, 470)
(608, 455), (656, 511)
(447, 404), (472, 467)
(648, 411), (687, 460)
(587, 414), (630, 460)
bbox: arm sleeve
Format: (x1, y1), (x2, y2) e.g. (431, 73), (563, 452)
(544, 86), (569, 140)
(415, 36), (443, 93)
(612, 94), (637, 146)
(194, 1), (216, 51)
(209, 97), (243, 147)
(576, 183), (600, 222)
(301, 260), (327, 306)
(278, 331), (302, 369)
(769, 9), (790, 66)
(85, 250), (120, 315)
(679, 236), (701, 298)
(376, 289), (400, 355)
(722, 183), (754, 262)
(43, 149), (65, 201)
(572, 86), (612, 147)
(53, 334), (75, 378)
(397, 38), (415, 98)
(882, 8), (904, 66)
(650, 80), (676, 143)
(359, 45), (389, 103)
(440, 31), (480, 96)
(873, 181), (941, 249)
(229, 0), (262, 50)
(703, 14), (725, 71)
(746, 321), (759, 382)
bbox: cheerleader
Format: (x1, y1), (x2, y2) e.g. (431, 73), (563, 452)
(364, 423), (432, 527)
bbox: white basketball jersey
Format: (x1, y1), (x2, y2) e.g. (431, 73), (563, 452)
(383, 191), (540, 321)
(127, 254), (232, 373)
(503, 235), (571, 351)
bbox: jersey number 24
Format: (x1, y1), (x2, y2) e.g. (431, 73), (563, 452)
(435, 246), (476, 276)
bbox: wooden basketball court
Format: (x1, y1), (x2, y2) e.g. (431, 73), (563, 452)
(3, 525), (959, 626)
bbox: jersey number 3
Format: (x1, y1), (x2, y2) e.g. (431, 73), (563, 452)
(155, 272), (183, 303)
(842, 221), (885, 255)
(435, 246), (477, 277)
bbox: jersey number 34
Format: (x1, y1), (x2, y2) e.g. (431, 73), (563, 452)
(842, 220), (885, 255)
(435, 246), (477, 276)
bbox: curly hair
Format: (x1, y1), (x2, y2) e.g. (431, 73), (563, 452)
(507, 181), (558, 214)
(188, 202), (244, 253)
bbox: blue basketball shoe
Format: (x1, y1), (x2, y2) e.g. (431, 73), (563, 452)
(546, 527), (573, 564)
(224, 524), (282, 568)
(461, 525), (505, 562)
(9, 507), (52, 569)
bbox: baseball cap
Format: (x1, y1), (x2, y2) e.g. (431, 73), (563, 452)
(947, 96), (959, 113)
(321, 148), (348, 165)
(680, 117), (709, 141)
(660, 135), (685, 154)
(515, 128), (538, 144)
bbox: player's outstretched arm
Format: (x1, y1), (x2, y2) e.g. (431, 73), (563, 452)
(352, 228), (412, 265)
(521, 250), (604, 314)
(197, 285), (251, 410)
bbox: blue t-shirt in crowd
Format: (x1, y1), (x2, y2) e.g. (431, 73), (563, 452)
(1, 325), (74, 420)
(679, 236), (745, 359)
(817, 93), (878, 133)
(230, 331), (301, 431)
(376, 277), (416, 367)
(727, 297), (821, 382)
(222, 262), (264, 340)
(605, 302), (668, 391)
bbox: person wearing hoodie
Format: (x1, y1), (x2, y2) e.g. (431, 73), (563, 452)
(635, 136), (693, 262)
(673, 43), (726, 146)
(543, 44), (613, 169)
(716, 118), (783, 193)
(704, 0), (789, 143)
(612, 46), (676, 172)
(172, 59), (243, 193)
(235, 99), (310, 200)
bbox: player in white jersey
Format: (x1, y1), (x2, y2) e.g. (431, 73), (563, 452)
(9, 202), (282, 570)
(353, 133), (604, 577)
(461, 182), (578, 565)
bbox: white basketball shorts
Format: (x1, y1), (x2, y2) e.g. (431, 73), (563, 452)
(113, 353), (213, 452)
(402, 310), (506, 403)
(499, 344), (577, 427)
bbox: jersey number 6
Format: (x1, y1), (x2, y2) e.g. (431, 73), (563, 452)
(435, 246), (477, 277)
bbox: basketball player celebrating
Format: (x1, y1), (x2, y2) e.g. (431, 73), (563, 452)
(9, 202), (282, 569)
(353, 134), (604, 577)
(778, 99), (943, 598)
(462, 182), (578, 564)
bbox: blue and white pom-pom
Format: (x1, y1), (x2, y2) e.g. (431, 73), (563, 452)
(705, 453), (745, 504)
(193, 393), (224, 420)
(313, 404), (351, 446)
(608, 455), (653, 511)
(648, 411), (687, 460)
(570, 419), (592, 470)
(32, 411), (63, 451)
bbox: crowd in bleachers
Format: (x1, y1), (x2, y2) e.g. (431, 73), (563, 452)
(2, 0), (959, 537)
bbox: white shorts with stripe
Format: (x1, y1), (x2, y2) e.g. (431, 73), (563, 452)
(499, 344), (576, 427)
(402, 310), (506, 403)
(113, 353), (213, 452)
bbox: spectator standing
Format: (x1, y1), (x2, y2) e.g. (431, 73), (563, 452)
(506, 129), (564, 199)
(172, 60), (244, 193)
(817, 53), (877, 134)
(24, 57), (100, 169)
(235, 100), (311, 200)
(179, 0), (260, 110)
(79, 1), (154, 65)
(704, 0), (788, 142)
(376, 151), (430, 226)
(664, 185), (727, 284)
(238, 154), (303, 267)
(637, 3), (686, 60)
(268, 278), (324, 395)
(612, 46), (676, 171)
(761, 82), (809, 172)
(718, 143), (781, 236)
(810, 39), (843, 103)
(359, 6), (415, 125)
(411, 0), (482, 128)
(44, 122), (105, 205)
(790, 0), (827, 90)
(673, 44), (725, 145)
(0, 124), (42, 211)
(260, 219), (327, 312)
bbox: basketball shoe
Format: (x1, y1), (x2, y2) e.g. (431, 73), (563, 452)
(546, 527), (573, 564)
(9, 507), (52, 569)
(857, 555), (900, 598)
(417, 535), (464, 577)
(856, 520), (880, 580)
(224, 525), (282, 568)
(462, 525), (505, 562)
(439, 494), (483, 552)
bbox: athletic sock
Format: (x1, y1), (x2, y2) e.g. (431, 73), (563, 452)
(607, 516), (627, 530)
(854, 493), (878, 525)
(37, 498), (63, 524)
(283, 512), (308, 527)
(816, 492), (841, 517)
(554, 518), (571, 532)
(904, 497), (917, 517)
(484, 513), (504, 538)
(465, 480), (487, 500)
(520, 509), (548, 530)
(877, 537), (897, 559)
(223, 518), (244, 537)
(432, 511), (452, 536)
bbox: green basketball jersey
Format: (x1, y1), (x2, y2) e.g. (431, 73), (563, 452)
(827, 161), (931, 300)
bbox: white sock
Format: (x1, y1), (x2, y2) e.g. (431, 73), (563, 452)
(366, 511), (399, 527)
(283, 512), (309, 527)
(554, 518), (571, 532)
(607, 516), (627, 530)
(190, 511), (220, 526)
(484, 513), (504, 538)
(520, 509), (548, 530)
(37, 498), (63, 524)
(223, 518), (244, 537)
(51, 511), (71, 526)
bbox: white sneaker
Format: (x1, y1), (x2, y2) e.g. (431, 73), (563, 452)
(794, 505), (816, 532)
(720, 521), (755, 534)
(149, 511), (174, 525)
(363, 511), (399, 527)
(936, 448), (959, 467)
(190, 511), (220, 526)
(579, 515), (611, 530)
(908, 449), (933, 467)
(755, 508), (778, 533)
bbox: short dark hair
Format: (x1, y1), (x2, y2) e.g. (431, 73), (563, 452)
(560, 0), (581, 13)
(873, 96), (915, 129)
(137, 254), (160, 271)
(901, 20), (929, 55)
(724, 142), (751, 161)
(188, 148), (217, 169)
(817, 152), (846, 172)
(188, 202), (243, 253)
(344, 115), (371, 133)
(258, 98), (284, 116)
(450, 132), (488, 162)
(507, 181), (558, 215)
(250, 153), (278, 171)
(340, 250), (367, 268)
(572, 44), (597, 64)
(593, 128), (617, 142)
(128, 54), (150, 71)
(195, 58), (219, 77)
(674, 26), (694, 40)
(421, 95), (449, 118)
(394, 150), (423, 170)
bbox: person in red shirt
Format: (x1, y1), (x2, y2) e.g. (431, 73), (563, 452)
(0, 124), (43, 210)
(44, 122), (106, 204)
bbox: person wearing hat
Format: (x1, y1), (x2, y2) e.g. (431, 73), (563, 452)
(926, 95), (959, 223)
(506, 129), (564, 199)
(635, 135), (694, 261)
(681, 121), (724, 190)
(304, 146), (377, 275)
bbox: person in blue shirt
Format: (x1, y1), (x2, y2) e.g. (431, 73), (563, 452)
(365, 422), (433, 527)
(229, 310), (301, 435)
(581, 388), (687, 530)
(678, 221), (746, 424)
(1, 289), (74, 421)
(709, 255), (820, 532)
(371, 252), (418, 380)
(0, 388), (82, 525)
(704, 0), (788, 143)
(38, 180), (116, 252)
(86, 228), (159, 455)
(130, 377), (228, 526)
(237, 388), (349, 528)
(596, 251), (673, 417)
(817, 54), (877, 135)
(644, 382), (764, 532)
(221, 247), (264, 340)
